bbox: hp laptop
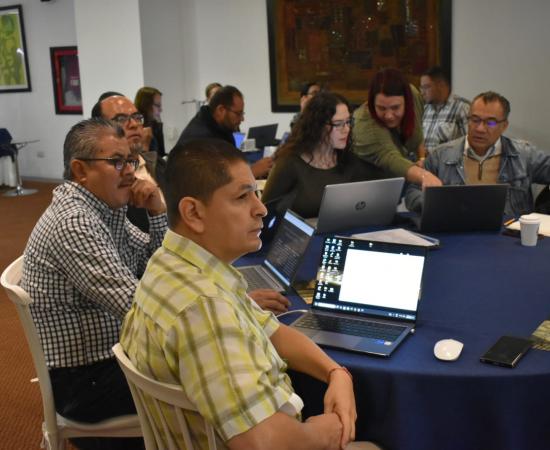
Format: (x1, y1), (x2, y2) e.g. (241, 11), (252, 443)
(291, 236), (428, 356)
(238, 210), (315, 292)
(247, 124), (278, 149)
(416, 184), (509, 232)
(309, 177), (405, 233)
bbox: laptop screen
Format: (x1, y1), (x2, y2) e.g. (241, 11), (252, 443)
(313, 236), (427, 322)
(263, 210), (314, 286)
(233, 132), (245, 149)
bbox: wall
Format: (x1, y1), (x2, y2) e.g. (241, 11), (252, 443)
(0, 0), (78, 180)
(453, 0), (550, 149)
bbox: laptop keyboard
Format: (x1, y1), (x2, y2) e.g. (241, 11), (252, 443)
(240, 267), (279, 291)
(296, 314), (406, 342)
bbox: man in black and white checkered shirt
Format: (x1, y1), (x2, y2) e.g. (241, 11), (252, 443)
(21, 118), (167, 450)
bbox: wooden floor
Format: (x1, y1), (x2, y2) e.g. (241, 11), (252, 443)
(0, 180), (59, 449)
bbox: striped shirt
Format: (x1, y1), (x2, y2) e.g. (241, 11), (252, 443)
(21, 181), (167, 368)
(423, 94), (470, 152)
(120, 230), (295, 448)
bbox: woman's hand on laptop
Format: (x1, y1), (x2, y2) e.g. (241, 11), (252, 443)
(249, 289), (290, 313)
(421, 170), (442, 190)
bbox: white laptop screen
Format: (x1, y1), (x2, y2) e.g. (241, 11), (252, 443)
(313, 237), (427, 322)
(264, 210), (314, 286)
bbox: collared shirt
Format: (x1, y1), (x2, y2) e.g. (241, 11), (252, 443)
(464, 137), (502, 162)
(423, 94), (470, 152)
(120, 230), (295, 448)
(21, 181), (167, 368)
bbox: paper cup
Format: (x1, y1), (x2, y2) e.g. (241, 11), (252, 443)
(519, 214), (541, 246)
(264, 146), (277, 158)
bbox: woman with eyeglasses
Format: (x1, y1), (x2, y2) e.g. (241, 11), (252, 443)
(352, 68), (441, 187)
(262, 91), (384, 218)
(134, 86), (165, 157)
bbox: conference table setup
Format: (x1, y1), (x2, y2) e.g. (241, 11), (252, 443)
(237, 219), (550, 450)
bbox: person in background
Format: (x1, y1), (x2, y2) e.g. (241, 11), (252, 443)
(262, 91), (384, 218)
(205, 81), (222, 104)
(290, 81), (322, 129)
(352, 68), (441, 188)
(420, 66), (470, 153)
(175, 85), (273, 178)
(405, 91), (550, 216)
(135, 86), (166, 157)
(120, 139), (380, 450)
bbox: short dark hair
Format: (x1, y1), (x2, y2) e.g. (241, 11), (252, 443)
(300, 81), (320, 98)
(422, 66), (450, 85)
(209, 85), (243, 110)
(90, 91), (124, 118)
(163, 139), (247, 227)
(134, 86), (162, 123)
(472, 91), (511, 119)
(368, 68), (416, 141)
(63, 118), (124, 180)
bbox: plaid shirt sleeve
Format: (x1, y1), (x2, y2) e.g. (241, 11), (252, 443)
(171, 296), (292, 441)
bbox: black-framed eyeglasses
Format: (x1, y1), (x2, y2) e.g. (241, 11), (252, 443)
(226, 108), (245, 118)
(329, 118), (354, 130)
(468, 116), (506, 128)
(111, 113), (144, 125)
(77, 157), (140, 171)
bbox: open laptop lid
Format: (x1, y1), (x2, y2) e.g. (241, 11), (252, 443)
(314, 177), (405, 234)
(312, 236), (427, 325)
(247, 124), (278, 149)
(233, 131), (246, 150)
(262, 210), (315, 289)
(420, 184), (509, 232)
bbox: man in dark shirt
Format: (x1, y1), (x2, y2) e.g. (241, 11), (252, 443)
(175, 85), (273, 178)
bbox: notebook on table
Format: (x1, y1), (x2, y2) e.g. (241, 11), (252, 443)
(291, 236), (428, 356)
(415, 184), (509, 232)
(308, 177), (405, 234)
(238, 210), (314, 292)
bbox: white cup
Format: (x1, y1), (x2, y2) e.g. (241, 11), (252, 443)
(263, 146), (277, 158)
(242, 138), (256, 152)
(519, 214), (541, 246)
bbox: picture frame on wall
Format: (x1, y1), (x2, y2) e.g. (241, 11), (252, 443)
(266, 0), (452, 112)
(0, 4), (31, 93)
(50, 46), (83, 115)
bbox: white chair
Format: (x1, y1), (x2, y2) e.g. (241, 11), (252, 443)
(0, 256), (142, 450)
(112, 343), (218, 450)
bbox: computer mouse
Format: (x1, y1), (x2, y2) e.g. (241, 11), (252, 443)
(434, 339), (464, 361)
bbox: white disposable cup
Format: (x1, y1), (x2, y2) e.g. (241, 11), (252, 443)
(519, 214), (541, 246)
(264, 146), (277, 158)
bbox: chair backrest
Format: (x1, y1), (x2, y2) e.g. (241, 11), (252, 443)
(112, 343), (218, 450)
(0, 256), (60, 441)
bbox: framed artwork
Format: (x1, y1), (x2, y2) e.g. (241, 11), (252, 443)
(50, 46), (83, 115)
(267, 0), (451, 112)
(0, 4), (31, 93)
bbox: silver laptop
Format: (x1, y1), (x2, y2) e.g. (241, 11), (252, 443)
(309, 177), (405, 233)
(291, 236), (427, 356)
(238, 210), (315, 292)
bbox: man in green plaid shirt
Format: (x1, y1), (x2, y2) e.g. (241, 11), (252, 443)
(121, 139), (366, 450)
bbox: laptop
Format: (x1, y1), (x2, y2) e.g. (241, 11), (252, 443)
(416, 184), (509, 232)
(291, 236), (427, 356)
(233, 131), (246, 150)
(238, 209), (314, 292)
(309, 177), (405, 234)
(247, 124), (278, 149)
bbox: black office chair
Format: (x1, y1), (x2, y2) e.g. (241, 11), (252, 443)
(0, 128), (38, 197)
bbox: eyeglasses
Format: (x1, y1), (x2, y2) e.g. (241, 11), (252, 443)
(153, 103), (162, 109)
(468, 116), (506, 128)
(329, 118), (354, 130)
(111, 113), (144, 125)
(226, 108), (245, 118)
(77, 157), (140, 171)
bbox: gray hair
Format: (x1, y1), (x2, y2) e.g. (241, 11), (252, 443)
(63, 118), (124, 180)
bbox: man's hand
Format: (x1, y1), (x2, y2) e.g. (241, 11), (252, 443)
(305, 413), (343, 450)
(251, 157), (274, 178)
(421, 170), (443, 189)
(129, 178), (166, 215)
(324, 369), (356, 449)
(249, 289), (290, 314)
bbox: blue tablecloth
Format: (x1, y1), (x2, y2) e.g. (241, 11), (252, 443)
(238, 229), (550, 450)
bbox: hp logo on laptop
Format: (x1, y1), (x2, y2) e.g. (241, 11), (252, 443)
(355, 201), (366, 211)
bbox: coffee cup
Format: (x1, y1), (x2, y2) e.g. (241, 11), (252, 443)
(519, 214), (541, 246)
(264, 146), (277, 158)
